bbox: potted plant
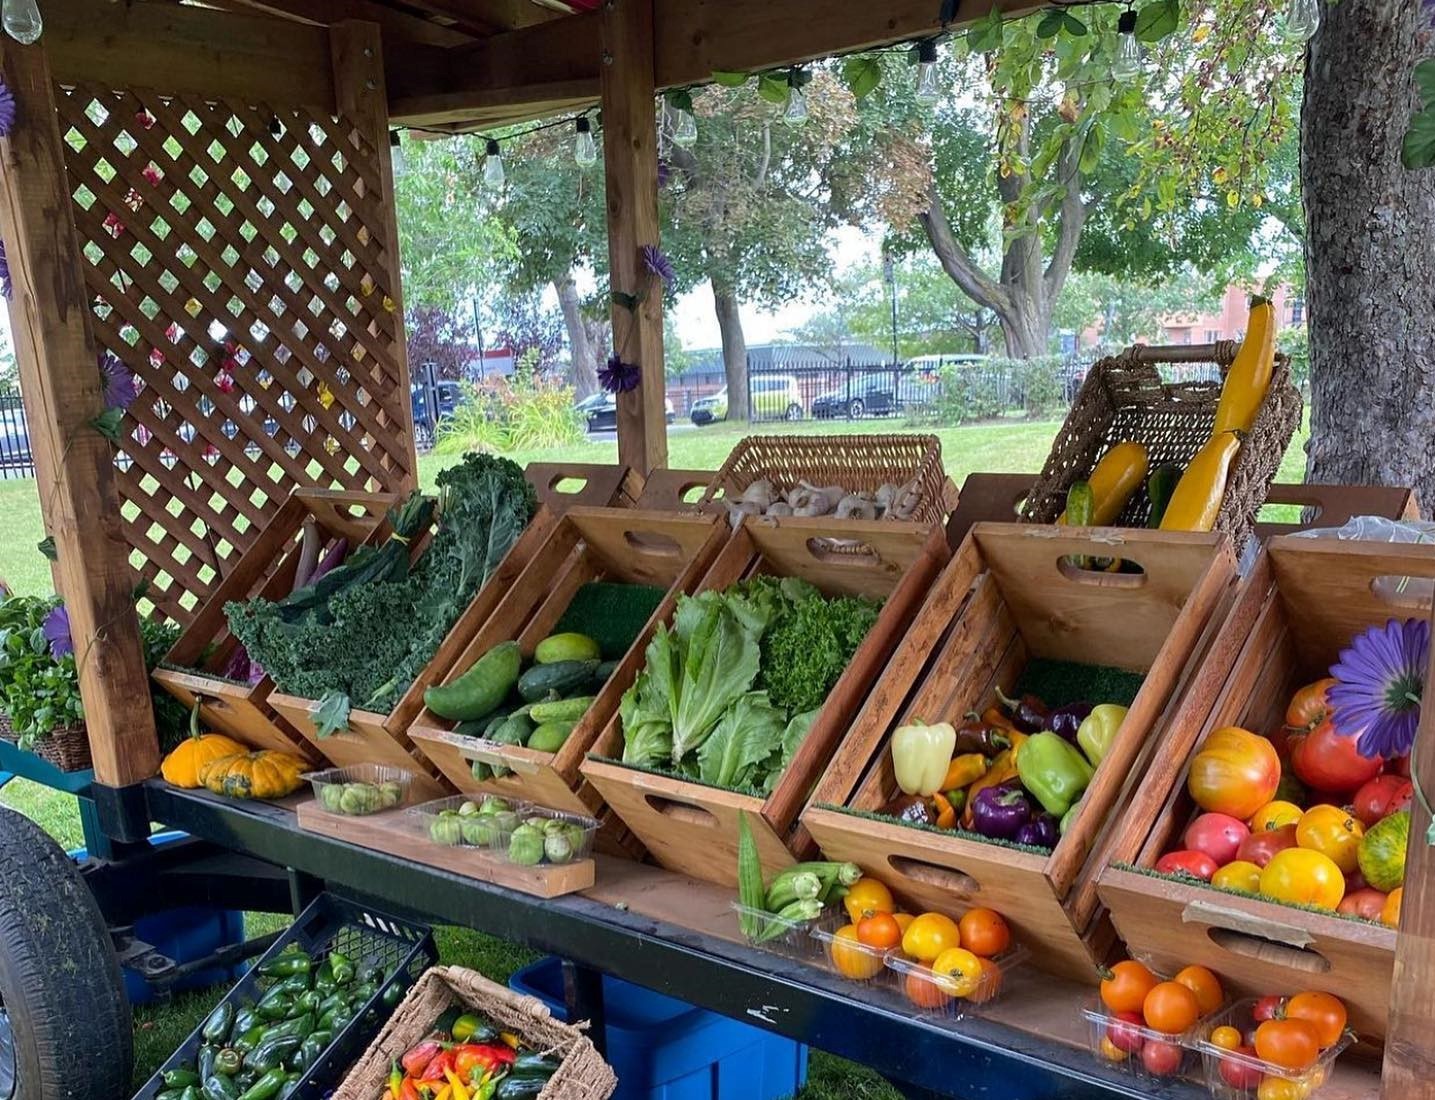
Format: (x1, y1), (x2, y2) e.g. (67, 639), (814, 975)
(0, 594), (89, 770)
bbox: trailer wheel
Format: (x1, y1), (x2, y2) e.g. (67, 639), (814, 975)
(0, 807), (132, 1100)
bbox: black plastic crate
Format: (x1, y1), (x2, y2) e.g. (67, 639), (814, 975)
(132, 894), (436, 1100)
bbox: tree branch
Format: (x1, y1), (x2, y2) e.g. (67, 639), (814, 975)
(1043, 137), (1088, 303)
(918, 180), (1012, 317)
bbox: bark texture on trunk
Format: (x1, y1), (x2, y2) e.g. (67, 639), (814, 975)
(1303, 0), (1435, 510)
(712, 280), (750, 421)
(554, 274), (599, 398)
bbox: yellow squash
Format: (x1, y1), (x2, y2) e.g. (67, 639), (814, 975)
(1059, 441), (1148, 526)
(160, 705), (246, 788)
(1212, 296), (1276, 434)
(199, 749), (307, 800)
(1159, 431), (1242, 532)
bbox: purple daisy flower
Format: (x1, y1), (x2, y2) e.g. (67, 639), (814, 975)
(598, 354), (641, 394)
(0, 78), (16, 139)
(42, 603), (73, 659)
(1328, 616), (1429, 760)
(99, 352), (138, 410)
(657, 158), (672, 189)
(0, 238), (10, 300)
(641, 244), (676, 291)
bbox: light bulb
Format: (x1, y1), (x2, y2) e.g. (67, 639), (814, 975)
(3, 0), (42, 44)
(782, 76), (808, 127)
(1281, 0), (1321, 42)
(671, 106), (698, 147)
(483, 138), (505, 187)
(389, 132), (406, 174)
(915, 39), (941, 107)
(1112, 10), (1142, 81)
(574, 116), (598, 168)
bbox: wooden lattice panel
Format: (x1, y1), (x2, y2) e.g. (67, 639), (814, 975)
(56, 81), (413, 624)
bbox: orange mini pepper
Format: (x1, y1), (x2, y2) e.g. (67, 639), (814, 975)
(942, 753), (988, 792)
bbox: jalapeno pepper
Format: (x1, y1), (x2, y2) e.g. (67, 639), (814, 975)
(257, 949), (312, 979)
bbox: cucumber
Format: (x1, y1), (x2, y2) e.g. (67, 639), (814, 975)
(529, 696), (595, 723)
(424, 641), (522, 721)
(1146, 463), (1182, 527)
(534, 632), (601, 664)
(590, 659), (620, 690)
(1064, 480), (1094, 527)
(517, 660), (600, 703)
(526, 719), (577, 752)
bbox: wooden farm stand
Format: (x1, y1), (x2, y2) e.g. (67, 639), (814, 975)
(0, 2), (1422, 1100)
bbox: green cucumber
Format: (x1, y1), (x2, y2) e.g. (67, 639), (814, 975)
(529, 696), (595, 723)
(1146, 463), (1182, 527)
(424, 641), (522, 721)
(534, 632), (601, 664)
(518, 660), (600, 703)
(526, 719), (577, 753)
(591, 659), (620, 689)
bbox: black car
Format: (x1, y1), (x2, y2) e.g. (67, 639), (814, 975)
(579, 392), (675, 431)
(810, 375), (901, 419)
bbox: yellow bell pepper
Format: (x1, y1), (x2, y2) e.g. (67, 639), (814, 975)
(1213, 297), (1276, 434)
(1160, 431), (1242, 533)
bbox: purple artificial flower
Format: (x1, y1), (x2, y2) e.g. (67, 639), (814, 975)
(0, 78), (16, 139)
(99, 352), (138, 410)
(641, 244), (676, 291)
(0, 238), (9, 300)
(598, 354), (641, 394)
(42, 603), (73, 659)
(1328, 616), (1429, 760)
(657, 158), (672, 190)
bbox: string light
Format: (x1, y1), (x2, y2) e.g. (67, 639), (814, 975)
(1112, 8), (1142, 81)
(915, 39), (941, 107)
(483, 138), (505, 187)
(269, 117), (284, 139)
(2, 0), (41, 43)
(573, 115), (598, 168)
(1281, 0), (1320, 42)
(782, 69), (809, 127)
(389, 131), (406, 173)
(670, 103), (698, 147)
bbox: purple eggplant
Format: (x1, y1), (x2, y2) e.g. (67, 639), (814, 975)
(1014, 813), (1061, 849)
(970, 783), (1033, 841)
(1048, 701), (1095, 744)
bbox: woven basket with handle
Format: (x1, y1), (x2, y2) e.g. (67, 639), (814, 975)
(0, 717), (92, 773)
(1020, 341), (1302, 553)
(332, 965), (616, 1100)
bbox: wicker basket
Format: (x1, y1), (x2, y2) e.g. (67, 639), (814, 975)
(697, 433), (955, 527)
(1020, 342), (1302, 553)
(332, 965), (616, 1100)
(0, 720), (93, 773)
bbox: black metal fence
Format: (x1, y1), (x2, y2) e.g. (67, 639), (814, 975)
(0, 395), (33, 478)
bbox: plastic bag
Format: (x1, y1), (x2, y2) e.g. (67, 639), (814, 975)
(1290, 516), (1435, 604)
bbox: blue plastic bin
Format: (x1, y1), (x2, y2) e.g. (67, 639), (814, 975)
(510, 957), (808, 1100)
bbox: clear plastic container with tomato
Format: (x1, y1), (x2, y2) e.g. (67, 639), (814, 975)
(730, 902), (835, 961)
(809, 923), (897, 985)
(884, 946), (1024, 1021)
(1083, 1001), (1203, 1082)
(1197, 999), (1352, 1100)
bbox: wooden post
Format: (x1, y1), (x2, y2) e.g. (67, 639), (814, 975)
(330, 19), (420, 493)
(600, 0), (668, 476)
(0, 40), (159, 784)
(1381, 600), (1435, 1095)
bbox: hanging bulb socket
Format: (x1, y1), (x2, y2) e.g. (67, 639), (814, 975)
(389, 131), (406, 173)
(574, 115), (598, 168)
(1112, 9), (1143, 81)
(1281, 0), (1321, 43)
(782, 69), (809, 127)
(915, 37), (941, 107)
(2, 0), (42, 44)
(483, 137), (505, 187)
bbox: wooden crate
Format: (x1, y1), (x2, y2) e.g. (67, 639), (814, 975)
(1097, 536), (1435, 1037)
(580, 516), (952, 886)
(152, 488), (399, 762)
(801, 523), (1236, 981)
(406, 508), (731, 826)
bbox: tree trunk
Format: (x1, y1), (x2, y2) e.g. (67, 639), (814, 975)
(1000, 298), (1049, 359)
(712, 279), (750, 421)
(1303, 0), (1435, 508)
(554, 274), (599, 398)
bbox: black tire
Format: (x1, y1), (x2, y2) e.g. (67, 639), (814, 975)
(784, 403), (802, 421)
(0, 807), (132, 1100)
(847, 398), (865, 419)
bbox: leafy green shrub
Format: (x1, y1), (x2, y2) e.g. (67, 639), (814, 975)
(1007, 355), (1067, 418)
(0, 596), (83, 746)
(1277, 326), (1309, 394)
(435, 374), (585, 455)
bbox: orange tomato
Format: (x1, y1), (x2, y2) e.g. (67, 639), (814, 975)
(1250, 800), (1304, 833)
(1284, 991), (1347, 1049)
(958, 908), (1011, 957)
(931, 947), (984, 999)
(828, 925), (884, 981)
(1210, 1025), (1243, 1051)
(1097, 1035), (1130, 1063)
(1174, 965), (1224, 1015)
(1212, 860), (1263, 894)
(1142, 981), (1201, 1035)
(903, 964), (953, 1009)
(1259, 848), (1345, 910)
(1295, 805), (1365, 875)
(856, 912), (903, 951)
(1100, 959), (1160, 1014)
(1257, 1076), (1307, 1100)
(901, 912), (962, 963)
(1187, 727), (1282, 820)
(893, 912), (915, 933)
(1382, 887), (1403, 927)
(1286, 677), (1335, 732)
(968, 957), (1003, 1004)
(1254, 1018), (1320, 1071)
(844, 878), (895, 923)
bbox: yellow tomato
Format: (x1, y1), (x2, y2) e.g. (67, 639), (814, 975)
(1295, 805), (1365, 874)
(1098, 1035), (1129, 1062)
(893, 912), (915, 933)
(931, 947), (984, 998)
(1250, 800), (1304, 832)
(901, 912), (962, 963)
(1212, 860), (1263, 894)
(1259, 848), (1345, 910)
(828, 925), (885, 981)
(1382, 886), (1403, 927)
(1257, 1075), (1308, 1100)
(844, 877), (895, 923)
(1210, 1025), (1243, 1051)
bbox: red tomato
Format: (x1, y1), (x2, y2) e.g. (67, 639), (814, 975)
(1141, 1039), (1183, 1077)
(1219, 1047), (1264, 1090)
(1184, 813), (1251, 866)
(1337, 887), (1389, 921)
(1236, 824), (1298, 868)
(1187, 728), (1282, 820)
(1352, 774), (1413, 827)
(1253, 995), (1286, 1022)
(1106, 1010), (1146, 1053)
(1286, 678), (1335, 732)
(1289, 720), (1382, 794)
(1155, 850), (1219, 881)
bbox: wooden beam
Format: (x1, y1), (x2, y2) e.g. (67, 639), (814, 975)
(45, 0), (335, 110)
(601, 0), (668, 475)
(0, 39), (160, 786)
(1382, 600), (1435, 1096)
(226, 0), (478, 48)
(400, 0), (562, 34)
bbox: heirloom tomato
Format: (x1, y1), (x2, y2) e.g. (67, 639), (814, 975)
(1254, 1018), (1320, 1070)
(1142, 981), (1201, 1035)
(1295, 805), (1365, 874)
(829, 926), (885, 980)
(1259, 849), (1345, 910)
(901, 912), (961, 962)
(1288, 721), (1381, 794)
(1184, 813), (1250, 865)
(1382, 887), (1403, 927)
(1173, 965), (1224, 1015)
(1187, 728), (1281, 820)
(1156, 850), (1219, 881)
(844, 878), (895, 922)
(1212, 860), (1263, 894)
(1250, 801), (1304, 833)
(1100, 960), (1159, 1014)
(1352, 774), (1412, 827)
(1236, 824), (1298, 868)
(1284, 991), (1346, 1048)
(1285, 678), (1335, 732)
(957, 908), (1011, 957)
(1336, 887), (1389, 921)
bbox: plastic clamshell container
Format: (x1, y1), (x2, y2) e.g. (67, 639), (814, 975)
(809, 924), (895, 985)
(1196, 999), (1352, 1100)
(303, 763), (415, 816)
(495, 806), (600, 867)
(885, 947), (1025, 1022)
(731, 902), (835, 961)
(1082, 1001), (1202, 1083)
(409, 794), (531, 849)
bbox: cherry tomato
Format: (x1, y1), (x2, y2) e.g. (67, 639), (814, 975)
(828, 925), (885, 981)
(1106, 1010), (1146, 1053)
(1156, 849), (1219, 881)
(844, 878), (895, 923)
(901, 912), (962, 963)
(1352, 774), (1413, 827)
(1210, 1025), (1243, 1051)
(1100, 959), (1160, 1014)
(1188, 727), (1281, 820)
(958, 908), (1011, 957)
(1257, 1075), (1307, 1100)
(1382, 886), (1403, 927)
(1253, 995), (1286, 1022)
(1237, 824), (1298, 868)
(1286, 678), (1335, 732)
(1254, 1018), (1320, 1071)
(1097, 1035), (1130, 1063)
(1285, 991), (1347, 1048)
(1213, 860), (1264, 894)
(1295, 805), (1365, 874)
(1142, 981), (1201, 1035)
(856, 912), (903, 951)
(1185, 812), (1251, 865)
(903, 964), (953, 1009)
(1289, 720), (1381, 795)
(1336, 887), (1388, 921)
(1219, 1046), (1264, 1090)
(1141, 1038), (1183, 1077)
(1259, 848), (1346, 910)
(1250, 801), (1304, 833)
(1174, 964), (1224, 1015)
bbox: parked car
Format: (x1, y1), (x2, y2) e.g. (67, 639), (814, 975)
(751, 374), (804, 420)
(580, 392), (675, 432)
(690, 388), (728, 425)
(810, 373), (903, 419)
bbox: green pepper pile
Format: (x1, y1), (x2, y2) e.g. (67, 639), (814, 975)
(157, 944), (403, 1100)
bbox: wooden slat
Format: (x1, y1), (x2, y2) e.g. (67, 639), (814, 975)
(226, 0), (479, 47)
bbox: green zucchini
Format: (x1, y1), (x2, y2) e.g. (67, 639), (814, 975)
(424, 641), (523, 721)
(1146, 463), (1182, 527)
(518, 660), (600, 703)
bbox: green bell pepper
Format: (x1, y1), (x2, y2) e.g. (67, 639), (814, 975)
(1075, 704), (1127, 768)
(1016, 731), (1093, 816)
(1059, 797), (1083, 834)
